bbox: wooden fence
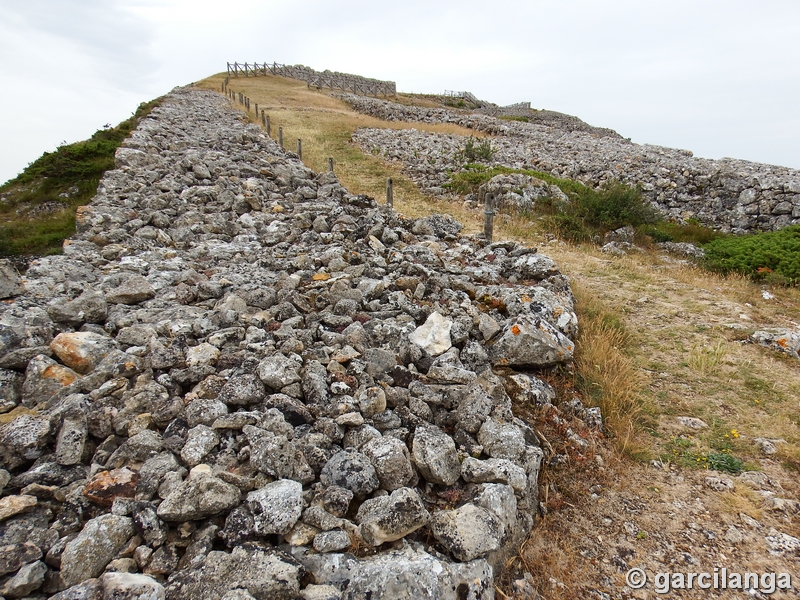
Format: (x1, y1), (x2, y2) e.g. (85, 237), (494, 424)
(226, 62), (396, 97)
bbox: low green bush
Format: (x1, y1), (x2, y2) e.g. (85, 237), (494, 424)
(454, 137), (494, 163)
(702, 225), (800, 285)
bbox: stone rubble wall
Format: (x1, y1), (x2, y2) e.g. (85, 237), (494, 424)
(342, 95), (800, 233)
(0, 87), (589, 599)
(228, 62), (397, 97)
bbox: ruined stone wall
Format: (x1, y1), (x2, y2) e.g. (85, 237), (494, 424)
(0, 87), (596, 599)
(342, 95), (800, 233)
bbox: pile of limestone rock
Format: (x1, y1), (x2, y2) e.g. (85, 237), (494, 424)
(0, 87), (583, 599)
(344, 94), (800, 233)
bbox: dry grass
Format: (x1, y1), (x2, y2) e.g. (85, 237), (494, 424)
(571, 283), (650, 458)
(196, 73), (486, 223)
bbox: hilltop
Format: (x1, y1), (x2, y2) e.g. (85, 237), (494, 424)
(0, 68), (797, 598)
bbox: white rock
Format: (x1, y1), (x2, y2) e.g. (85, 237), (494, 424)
(408, 312), (452, 356)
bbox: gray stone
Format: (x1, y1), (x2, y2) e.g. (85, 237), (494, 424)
(320, 450), (380, 497)
(157, 469), (241, 521)
(185, 397), (228, 427)
(217, 374), (266, 406)
(411, 425), (460, 486)
(247, 479), (304, 536)
(362, 436), (416, 491)
(180, 424), (219, 467)
(257, 354), (302, 390)
(165, 545), (304, 600)
(322, 486), (353, 518)
(21, 354), (80, 408)
(477, 417), (527, 461)
(0, 413), (52, 469)
(56, 411), (89, 466)
(429, 503), (505, 561)
(302, 544), (492, 600)
(356, 386), (386, 418)
(356, 487), (430, 546)
(0, 542), (42, 576)
(60, 514), (135, 588)
(47, 290), (108, 325)
(105, 276), (155, 304)
(0, 261), (23, 299)
(313, 529), (351, 553)
(0, 559), (47, 598)
(101, 572), (165, 599)
(488, 314), (574, 368)
(473, 483), (517, 530)
(301, 584), (342, 600)
(49, 578), (103, 600)
(461, 457), (527, 492)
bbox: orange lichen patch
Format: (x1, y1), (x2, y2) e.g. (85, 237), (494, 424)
(41, 364), (79, 387)
(313, 273), (331, 281)
(0, 407), (38, 426)
(83, 468), (139, 506)
(50, 335), (93, 374)
(777, 338), (790, 348)
(511, 325), (522, 336)
(520, 294), (532, 303)
(75, 205), (93, 226)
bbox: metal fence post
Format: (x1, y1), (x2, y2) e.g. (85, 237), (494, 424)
(386, 178), (393, 208)
(484, 192), (495, 244)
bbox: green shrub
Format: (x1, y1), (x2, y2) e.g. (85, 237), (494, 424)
(707, 452), (745, 474)
(702, 225), (800, 285)
(455, 137), (494, 163)
(570, 180), (660, 231)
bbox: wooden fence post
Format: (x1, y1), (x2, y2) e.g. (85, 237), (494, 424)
(386, 178), (393, 208)
(266, 116), (271, 137)
(328, 157), (334, 172)
(297, 139), (302, 160)
(278, 127), (283, 148)
(255, 103), (258, 117)
(261, 110), (265, 126)
(484, 192), (495, 244)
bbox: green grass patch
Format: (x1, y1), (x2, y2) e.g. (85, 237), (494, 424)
(701, 225), (800, 285)
(446, 163), (664, 242)
(0, 97), (162, 256)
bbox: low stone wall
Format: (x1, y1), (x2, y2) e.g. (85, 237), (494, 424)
(0, 87), (593, 599)
(343, 95), (800, 233)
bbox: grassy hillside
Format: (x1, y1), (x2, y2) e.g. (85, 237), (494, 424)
(0, 98), (161, 256)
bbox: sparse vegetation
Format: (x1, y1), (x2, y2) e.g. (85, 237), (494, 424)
(455, 136), (493, 163)
(0, 97), (162, 256)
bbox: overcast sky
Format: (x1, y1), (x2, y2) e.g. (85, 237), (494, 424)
(1, 0), (799, 184)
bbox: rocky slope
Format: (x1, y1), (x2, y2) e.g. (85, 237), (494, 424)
(0, 87), (591, 599)
(342, 94), (800, 233)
